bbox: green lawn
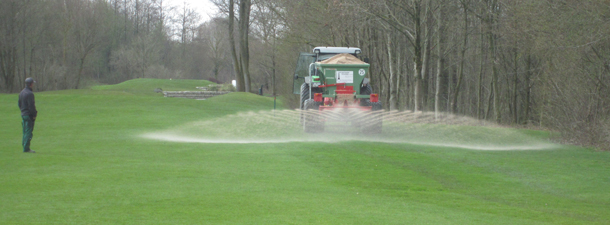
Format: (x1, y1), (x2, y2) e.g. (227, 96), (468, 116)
(1, 78), (609, 224)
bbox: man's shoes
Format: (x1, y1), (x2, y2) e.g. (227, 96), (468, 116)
(23, 150), (36, 153)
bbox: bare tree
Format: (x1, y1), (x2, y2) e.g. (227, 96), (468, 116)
(251, 0), (284, 96)
(0, 0), (24, 92)
(201, 18), (228, 81)
(450, 0), (470, 114)
(360, 0), (435, 112)
(238, 0), (252, 92)
(434, 1), (445, 119)
(72, 0), (105, 89)
(213, 0), (252, 92)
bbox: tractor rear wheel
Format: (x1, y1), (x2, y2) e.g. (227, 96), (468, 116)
(299, 83), (310, 125)
(303, 99), (323, 133)
(360, 84), (372, 95)
(300, 83), (310, 110)
(371, 101), (382, 111)
(359, 84), (373, 106)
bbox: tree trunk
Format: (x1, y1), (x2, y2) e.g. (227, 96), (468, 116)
(435, 2), (444, 120)
(412, 1), (423, 112)
(477, 25), (485, 119)
(488, 0), (501, 123)
(0, 47), (17, 92)
(490, 31), (500, 123)
(451, 3), (468, 114)
(239, 0), (251, 92)
(396, 45), (402, 110)
(524, 54), (532, 124)
(272, 35), (276, 96)
(228, 0), (244, 92)
(421, 27), (431, 112)
(512, 48), (519, 124)
(75, 57), (86, 89)
(485, 80), (494, 120)
(387, 33), (397, 110)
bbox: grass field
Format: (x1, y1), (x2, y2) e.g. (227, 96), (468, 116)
(1, 78), (609, 224)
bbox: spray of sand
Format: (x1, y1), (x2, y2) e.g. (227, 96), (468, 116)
(140, 109), (558, 151)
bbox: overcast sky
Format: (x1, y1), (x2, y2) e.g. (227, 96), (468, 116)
(169, 0), (218, 22)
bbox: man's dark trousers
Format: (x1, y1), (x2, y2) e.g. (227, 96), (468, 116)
(22, 115), (35, 152)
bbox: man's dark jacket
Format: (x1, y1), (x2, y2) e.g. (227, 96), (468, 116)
(18, 87), (37, 118)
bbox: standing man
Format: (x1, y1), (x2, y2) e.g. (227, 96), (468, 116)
(19, 78), (37, 153)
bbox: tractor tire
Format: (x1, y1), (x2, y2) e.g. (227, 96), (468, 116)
(300, 83), (310, 110)
(364, 101), (383, 134)
(360, 84), (372, 95)
(371, 101), (383, 111)
(299, 83), (310, 125)
(303, 99), (323, 133)
(359, 84), (373, 106)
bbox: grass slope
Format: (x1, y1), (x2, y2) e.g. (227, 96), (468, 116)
(1, 79), (609, 224)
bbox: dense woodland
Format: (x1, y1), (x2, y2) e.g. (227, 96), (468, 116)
(1, 0), (609, 149)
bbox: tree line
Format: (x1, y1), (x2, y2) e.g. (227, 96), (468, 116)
(268, 0), (610, 149)
(1, 0), (608, 149)
(1, 0), (239, 92)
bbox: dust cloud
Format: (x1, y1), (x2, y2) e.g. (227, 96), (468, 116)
(140, 109), (558, 151)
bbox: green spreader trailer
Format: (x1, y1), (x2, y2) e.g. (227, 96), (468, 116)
(292, 47), (383, 133)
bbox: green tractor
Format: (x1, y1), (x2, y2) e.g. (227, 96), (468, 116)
(293, 47), (383, 133)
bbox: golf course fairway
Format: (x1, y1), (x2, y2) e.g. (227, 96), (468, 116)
(1, 78), (609, 224)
